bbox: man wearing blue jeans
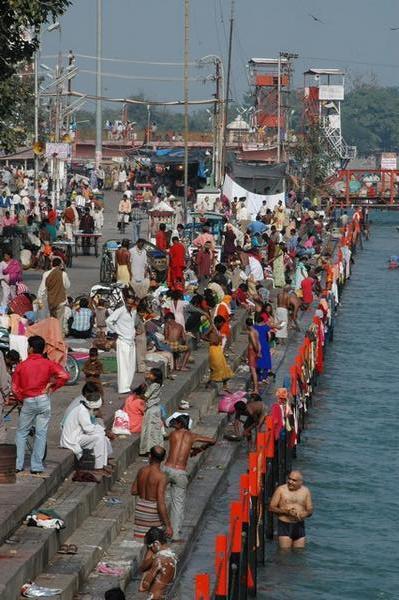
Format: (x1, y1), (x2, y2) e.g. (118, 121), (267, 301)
(13, 335), (69, 475)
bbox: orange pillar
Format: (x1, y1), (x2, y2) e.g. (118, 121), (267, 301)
(195, 573), (211, 600)
(215, 535), (228, 599)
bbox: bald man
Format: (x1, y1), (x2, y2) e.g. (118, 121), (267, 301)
(269, 470), (313, 549)
(131, 445), (173, 541)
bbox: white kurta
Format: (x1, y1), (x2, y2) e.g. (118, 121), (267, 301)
(60, 402), (110, 469)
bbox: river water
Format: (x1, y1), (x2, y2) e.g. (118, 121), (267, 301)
(177, 212), (399, 600)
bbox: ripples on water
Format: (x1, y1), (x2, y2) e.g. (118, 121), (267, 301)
(177, 213), (399, 600)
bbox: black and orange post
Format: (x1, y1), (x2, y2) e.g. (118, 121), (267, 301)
(214, 534), (229, 600)
(228, 500), (243, 598)
(248, 451), (259, 597)
(256, 432), (267, 565)
(264, 416), (277, 541)
(239, 473), (250, 600)
(195, 573), (211, 600)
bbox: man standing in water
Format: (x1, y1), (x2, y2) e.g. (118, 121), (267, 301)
(269, 470), (313, 549)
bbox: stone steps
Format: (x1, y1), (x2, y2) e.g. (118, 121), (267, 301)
(0, 315), (247, 599)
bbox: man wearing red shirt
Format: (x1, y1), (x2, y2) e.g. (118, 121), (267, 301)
(155, 223), (169, 251)
(300, 270), (315, 307)
(168, 236), (186, 290)
(13, 335), (69, 474)
(196, 240), (214, 292)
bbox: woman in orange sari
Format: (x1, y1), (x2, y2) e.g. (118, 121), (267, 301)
(215, 295), (232, 348)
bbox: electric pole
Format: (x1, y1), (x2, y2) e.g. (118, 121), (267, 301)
(183, 0), (190, 223)
(221, 0), (235, 184)
(95, 0), (103, 168)
(34, 45), (39, 198)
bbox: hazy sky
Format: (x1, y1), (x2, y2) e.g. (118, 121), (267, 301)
(41, 0), (399, 113)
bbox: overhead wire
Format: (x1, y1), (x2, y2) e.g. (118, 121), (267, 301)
(79, 69), (201, 82)
(42, 53), (197, 66)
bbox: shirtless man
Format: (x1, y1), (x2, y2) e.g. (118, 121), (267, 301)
(246, 318), (261, 394)
(234, 397), (266, 447)
(139, 527), (177, 599)
(164, 312), (190, 371)
(164, 414), (216, 541)
(269, 470), (313, 549)
(277, 287), (301, 331)
(131, 446), (173, 541)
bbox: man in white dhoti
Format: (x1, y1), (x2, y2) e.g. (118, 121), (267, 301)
(60, 382), (112, 474)
(129, 239), (150, 299)
(106, 291), (136, 394)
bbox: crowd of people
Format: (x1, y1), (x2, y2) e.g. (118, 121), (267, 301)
(0, 159), (367, 598)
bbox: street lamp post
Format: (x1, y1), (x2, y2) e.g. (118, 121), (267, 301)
(95, 0), (103, 168)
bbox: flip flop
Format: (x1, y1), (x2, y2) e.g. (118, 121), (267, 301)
(57, 544), (70, 554)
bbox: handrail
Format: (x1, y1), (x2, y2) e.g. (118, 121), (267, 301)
(193, 221), (362, 599)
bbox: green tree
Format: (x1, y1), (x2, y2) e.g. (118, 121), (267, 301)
(293, 122), (336, 195)
(342, 84), (399, 154)
(0, 75), (36, 152)
(0, 0), (70, 152)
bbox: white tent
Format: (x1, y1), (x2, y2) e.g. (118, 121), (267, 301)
(223, 174), (285, 218)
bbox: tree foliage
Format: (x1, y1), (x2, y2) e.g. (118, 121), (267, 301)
(293, 123), (336, 195)
(342, 84), (399, 155)
(0, 0), (70, 152)
(0, 0), (70, 78)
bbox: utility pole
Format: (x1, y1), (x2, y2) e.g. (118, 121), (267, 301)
(277, 53), (281, 163)
(34, 45), (39, 198)
(95, 0), (103, 168)
(213, 59), (221, 187)
(66, 49), (75, 135)
(277, 52), (298, 162)
(183, 0), (190, 223)
(221, 0), (235, 185)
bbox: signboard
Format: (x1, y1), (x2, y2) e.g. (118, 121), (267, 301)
(319, 85), (344, 100)
(381, 153), (397, 170)
(45, 143), (71, 160)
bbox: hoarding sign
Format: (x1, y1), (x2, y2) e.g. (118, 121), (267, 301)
(45, 143), (71, 160)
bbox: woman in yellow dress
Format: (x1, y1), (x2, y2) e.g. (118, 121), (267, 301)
(205, 315), (234, 391)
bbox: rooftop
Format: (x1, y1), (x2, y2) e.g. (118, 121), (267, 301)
(304, 68), (345, 76)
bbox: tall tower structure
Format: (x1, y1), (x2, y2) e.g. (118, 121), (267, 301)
(303, 68), (356, 164)
(247, 56), (296, 161)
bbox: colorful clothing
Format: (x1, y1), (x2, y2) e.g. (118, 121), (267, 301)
(254, 323), (271, 380)
(208, 341), (234, 382)
(133, 498), (162, 542)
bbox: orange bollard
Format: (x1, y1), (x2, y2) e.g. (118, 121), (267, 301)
(239, 474), (250, 599)
(257, 432), (267, 475)
(215, 534), (228, 599)
(229, 501), (243, 599)
(240, 473), (250, 524)
(248, 452), (259, 596)
(248, 452), (259, 498)
(195, 573), (211, 600)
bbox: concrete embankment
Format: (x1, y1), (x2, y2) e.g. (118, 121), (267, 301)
(0, 311), (248, 600)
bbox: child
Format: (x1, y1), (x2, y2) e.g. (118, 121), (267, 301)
(123, 383), (146, 433)
(94, 299), (108, 335)
(82, 347), (104, 396)
(139, 368), (164, 455)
